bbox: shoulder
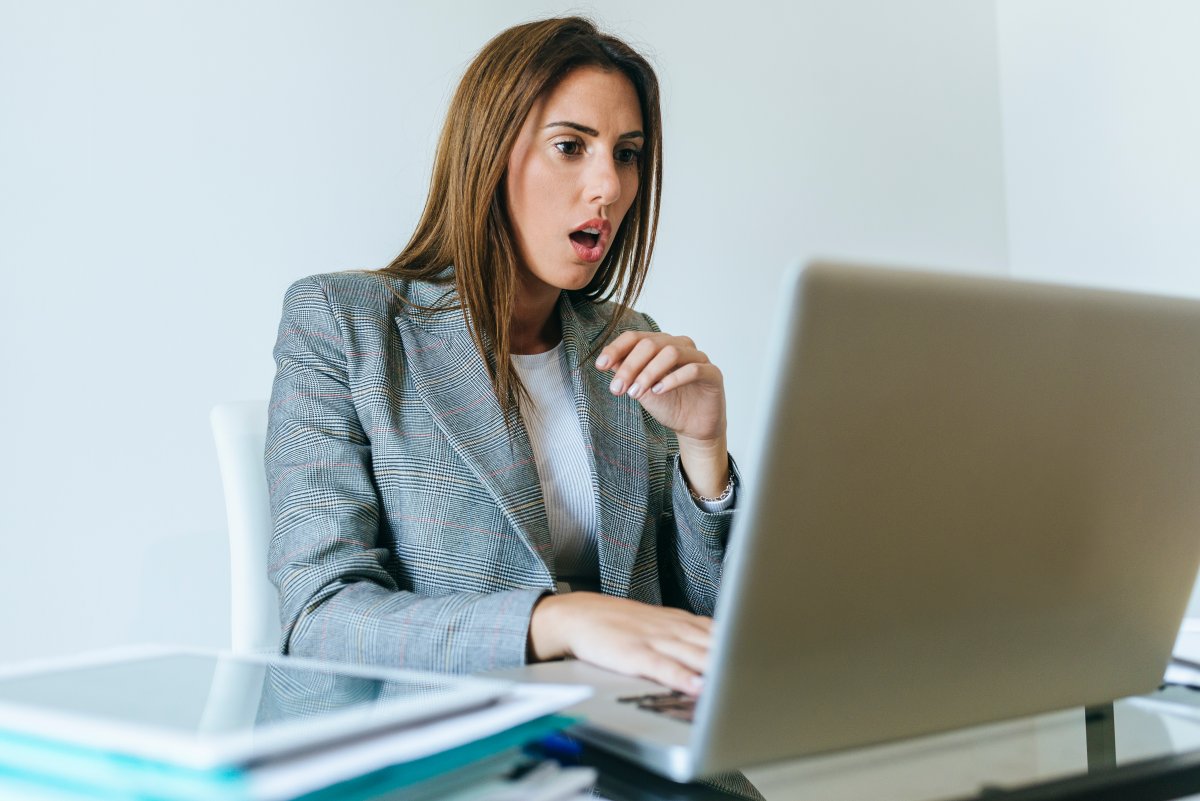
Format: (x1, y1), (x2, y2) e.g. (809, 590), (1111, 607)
(281, 270), (460, 323)
(281, 270), (405, 316)
(567, 294), (661, 345)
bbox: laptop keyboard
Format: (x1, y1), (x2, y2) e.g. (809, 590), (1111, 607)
(617, 690), (696, 722)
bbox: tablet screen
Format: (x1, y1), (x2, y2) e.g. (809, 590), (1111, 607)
(0, 649), (508, 766)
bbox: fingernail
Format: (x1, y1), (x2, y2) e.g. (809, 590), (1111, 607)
(628, 382), (641, 398)
(651, 383), (664, 394)
(689, 675), (704, 693)
(595, 354), (610, 369)
(609, 378), (624, 395)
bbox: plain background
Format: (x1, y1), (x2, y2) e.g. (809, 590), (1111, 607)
(0, 0), (1196, 664)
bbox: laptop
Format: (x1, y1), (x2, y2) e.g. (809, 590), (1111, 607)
(500, 260), (1200, 781)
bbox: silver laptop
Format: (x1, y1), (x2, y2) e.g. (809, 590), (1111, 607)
(502, 260), (1200, 781)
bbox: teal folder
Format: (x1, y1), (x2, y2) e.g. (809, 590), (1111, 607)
(0, 714), (575, 801)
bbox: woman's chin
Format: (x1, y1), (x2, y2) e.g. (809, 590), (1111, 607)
(553, 261), (603, 291)
(518, 256), (605, 295)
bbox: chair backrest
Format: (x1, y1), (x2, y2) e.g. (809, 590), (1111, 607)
(211, 401), (280, 654)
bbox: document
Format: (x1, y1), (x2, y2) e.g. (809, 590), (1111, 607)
(1164, 621), (1200, 687)
(247, 683), (591, 800)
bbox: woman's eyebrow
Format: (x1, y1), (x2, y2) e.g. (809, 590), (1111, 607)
(543, 120), (645, 139)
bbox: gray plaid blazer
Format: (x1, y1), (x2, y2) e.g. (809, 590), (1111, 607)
(266, 271), (736, 673)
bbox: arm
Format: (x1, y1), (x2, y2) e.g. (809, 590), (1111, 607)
(519, 314), (738, 694)
(663, 452), (739, 617)
(522, 450), (735, 692)
(266, 277), (546, 673)
(595, 314), (737, 616)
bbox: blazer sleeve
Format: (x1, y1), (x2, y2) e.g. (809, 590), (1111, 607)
(659, 453), (739, 617)
(638, 312), (738, 617)
(265, 277), (547, 673)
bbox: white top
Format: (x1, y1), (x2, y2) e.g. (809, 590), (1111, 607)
(512, 343), (600, 592)
(512, 342), (735, 594)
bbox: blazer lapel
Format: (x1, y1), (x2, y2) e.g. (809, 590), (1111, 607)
(559, 296), (650, 598)
(393, 279), (555, 581)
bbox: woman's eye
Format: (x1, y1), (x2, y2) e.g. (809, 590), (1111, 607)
(554, 140), (583, 156)
(616, 147), (643, 166)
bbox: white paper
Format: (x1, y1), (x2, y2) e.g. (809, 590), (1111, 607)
(1174, 622), (1200, 665)
(1164, 620), (1200, 686)
(246, 683), (592, 801)
(1165, 661), (1200, 688)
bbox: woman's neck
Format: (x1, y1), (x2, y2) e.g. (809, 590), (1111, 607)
(510, 287), (562, 355)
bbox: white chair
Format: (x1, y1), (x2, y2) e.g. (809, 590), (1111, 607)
(211, 401), (280, 654)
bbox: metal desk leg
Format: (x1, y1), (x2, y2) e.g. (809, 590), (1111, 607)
(1085, 703), (1117, 774)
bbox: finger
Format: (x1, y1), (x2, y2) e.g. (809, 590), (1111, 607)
(646, 608), (713, 648)
(630, 343), (707, 400)
(657, 606), (714, 628)
(637, 650), (705, 696)
(594, 331), (653, 372)
(649, 636), (711, 676)
(608, 336), (662, 396)
(652, 604), (714, 628)
(646, 362), (720, 397)
(672, 621), (714, 650)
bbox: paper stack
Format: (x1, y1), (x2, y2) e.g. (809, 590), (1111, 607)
(0, 646), (594, 801)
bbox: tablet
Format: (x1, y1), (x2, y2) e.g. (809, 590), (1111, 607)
(0, 645), (511, 769)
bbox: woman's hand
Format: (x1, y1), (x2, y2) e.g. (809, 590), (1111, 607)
(529, 592), (712, 694)
(596, 331), (725, 442)
(595, 331), (730, 497)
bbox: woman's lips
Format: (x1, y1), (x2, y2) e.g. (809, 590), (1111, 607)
(569, 231), (605, 262)
(568, 219), (611, 263)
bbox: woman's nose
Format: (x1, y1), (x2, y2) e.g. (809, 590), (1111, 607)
(586, 156), (622, 207)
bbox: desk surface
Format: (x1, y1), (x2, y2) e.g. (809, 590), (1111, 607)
(538, 685), (1200, 801)
(6, 648), (1200, 800)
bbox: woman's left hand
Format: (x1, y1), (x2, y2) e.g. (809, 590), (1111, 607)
(595, 330), (727, 446)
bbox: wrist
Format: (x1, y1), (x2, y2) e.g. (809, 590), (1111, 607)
(528, 593), (572, 662)
(688, 472), (736, 505)
(677, 435), (730, 499)
(676, 432), (727, 457)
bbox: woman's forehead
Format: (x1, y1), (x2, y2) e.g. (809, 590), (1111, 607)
(532, 67), (643, 133)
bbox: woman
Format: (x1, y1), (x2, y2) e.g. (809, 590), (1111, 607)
(266, 16), (737, 696)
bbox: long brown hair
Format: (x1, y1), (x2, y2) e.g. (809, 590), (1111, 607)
(380, 16), (663, 416)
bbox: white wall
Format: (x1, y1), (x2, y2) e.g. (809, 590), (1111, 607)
(997, 0), (1200, 297)
(0, 0), (1009, 663)
(634, 0), (1011, 458)
(996, 0), (1200, 614)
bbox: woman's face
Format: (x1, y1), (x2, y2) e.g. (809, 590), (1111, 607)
(505, 66), (644, 301)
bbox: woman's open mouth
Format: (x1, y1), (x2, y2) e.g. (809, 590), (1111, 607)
(570, 230), (600, 248)
(568, 219), (611, 263)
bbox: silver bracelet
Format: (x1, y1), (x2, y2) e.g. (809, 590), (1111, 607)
(688, 474), (735, 504)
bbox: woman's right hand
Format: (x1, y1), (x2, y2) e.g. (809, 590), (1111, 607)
(528, 592), (713, 695)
